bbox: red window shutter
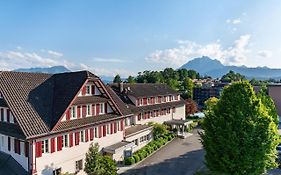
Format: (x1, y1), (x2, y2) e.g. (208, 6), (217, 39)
(50, 138), (55, 153)
(7, 109), (10, 123)
(57, 136), (62, 151)
(25, 142), (29, 157)
(35, 141), (42, 158)
(90, 128), (94, 141)
(105, 103), (107, 113)
(110, 123), (113, 134)
(99, 126), (102, 138)
(82, 105), (86, 117)
(66, 109), (70, 120)
(103, 125), (106, 137)
(69, 133), (73, 147)
(114, 122), (117, 133)
(8, 137), (11, 151)
(120, 120), (124, 131)
(91, 85), (95, 95)
(82, 86), (86, 95)
(85, 129), (89, 142)
(92, 104), (96, 116)
(158, 96), (161, 103)
(96, 104), (100, 115)
(75, 132), (80, 145)
(77, 106), (81, 118)
(143, 98), (147, 105)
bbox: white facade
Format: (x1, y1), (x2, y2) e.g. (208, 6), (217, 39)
(0, 134), (28, 171)
(35, 126), (124, 175)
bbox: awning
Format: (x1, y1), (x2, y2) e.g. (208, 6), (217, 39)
(103, 141), (135, 154)
(164, 119), (193, 126)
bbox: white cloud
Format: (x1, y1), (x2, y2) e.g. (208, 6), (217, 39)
(146, 34), (252, 67)
(92, 57), (125, 63)
(0, 48), (132, 77)
(226, 18), (242, 25)
(257, 50), (272, 58)
(79, 63), (133, 77)
(47, 50), (63, 57)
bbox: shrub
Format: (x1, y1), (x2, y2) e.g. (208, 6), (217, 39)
(124, 157), (135, 165)
(133, 154), (140, 163)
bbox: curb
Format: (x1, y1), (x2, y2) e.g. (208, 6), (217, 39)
(117, 136), (177, 174)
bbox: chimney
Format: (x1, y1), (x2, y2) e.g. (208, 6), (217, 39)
(119, 82), (124, 93)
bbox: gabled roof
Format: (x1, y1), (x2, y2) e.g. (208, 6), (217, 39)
(110, 83), (180, 98)
(0, 71), (100, 139)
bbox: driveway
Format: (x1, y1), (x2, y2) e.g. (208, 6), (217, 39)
(121, 128), (205, 175)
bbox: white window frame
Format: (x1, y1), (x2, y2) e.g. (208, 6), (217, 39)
(62, 134), (68, 148)
(106, 124), (110, 135)
(100, 103), (104, 114)
(86, 85), (91, 95)
(71, 106), (77, 119)
(80, 131), (85, 142)
(94, 127), (98, 138)
(42, 139), (49, 154)
(86, 104), (91, 116)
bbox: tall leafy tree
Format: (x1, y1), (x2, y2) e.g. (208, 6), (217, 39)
(185, 99), (198, 115)
(127, 75), (135, 84)
(221, 70), (245, 83)
(201, 81), (280, 175)
(99, 156), (118, 175)
(182, 77), (194, 99)
(113, 74), (122, 83)
(84, 143), (102, 175)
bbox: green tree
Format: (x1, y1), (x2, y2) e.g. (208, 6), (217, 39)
(182, 77), (194, 99)
(201, 81), (280, 175)
(127, 75), (135, 84)
(221, 70), (245, 83)
(99, 156), (118, 175)
(113, 74), (122, 83)
(84, 143), (102, 175)
(148, 122), (168, 139)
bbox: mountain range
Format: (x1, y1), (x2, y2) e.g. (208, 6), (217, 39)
(180, 56), (281, 80)
(14, 66), (70, 74)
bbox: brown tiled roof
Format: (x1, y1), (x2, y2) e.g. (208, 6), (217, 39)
(110, 83), (180, 98)
(72, 96), (109, 105)
(0, 122), (25, 139)
(125, 124), (153, 138)
(106, 85), (132, 116)
(130, 100), (185, 114)
(54, 113), (125, 132)
(0, 71), (100, 139)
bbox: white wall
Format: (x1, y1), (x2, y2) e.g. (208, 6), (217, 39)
(0, 134), (28, 171)
(125, 129), (153, 152)
(135, 104), (185, 125)
(35, 127), (124, 175)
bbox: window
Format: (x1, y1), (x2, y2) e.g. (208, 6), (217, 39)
(71, 106), (76, 119)
(62, 134), (68, 148)
(94, 127), (98, 138)
(86, 104), (91, 116)
(80, 131), (85, 142)
(53, 168), (61, 175)
(107, 124), (110, 134)
(75, 159), (83, 172)
(86, 85), (91, 95)
(117, 122), (120, 131)
(100, 103), (104, 114)
(42, 139), (49, 154)
(134, 139), (138, 146)
(147, 97), (150, 104)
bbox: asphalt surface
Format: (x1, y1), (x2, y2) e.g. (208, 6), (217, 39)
(122, 128), (205, 175)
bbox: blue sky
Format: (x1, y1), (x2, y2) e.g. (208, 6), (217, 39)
(0, 0), (281, 77)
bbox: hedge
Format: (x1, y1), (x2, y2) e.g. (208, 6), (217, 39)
(125, 133), (175, 166)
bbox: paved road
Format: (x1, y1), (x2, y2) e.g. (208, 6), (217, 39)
(122, 128), (205, 175)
